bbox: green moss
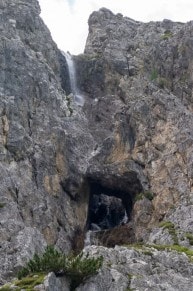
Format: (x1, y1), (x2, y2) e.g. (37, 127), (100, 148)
(125, 243), (193, 262)
(77, 53), (102, 61)
(66, 95), (73, 116)
(161, 30), (173, 40)
(134, 193), (143, 201)
(150, 68), (158, 81)
(134, 191), (154, 202)
(157, 77), (170, 89)
(159, 221), (178, 245)
(0, 203), (6, 209)
(0, 274), (45, 291)
(15, 273), (45, 290)
(142, 250), (153, 256)
(0, 285), (12, 291)
(159, 221), (174, 229)
(68, 107), (73, 116)
(186, 233), (193, 245)
(144, 191), (154, 201)
(149, 244), (193, 261)
(124, 242), (144, 249)
(127, 274), (133, 280)
(125, 274), (135, 291)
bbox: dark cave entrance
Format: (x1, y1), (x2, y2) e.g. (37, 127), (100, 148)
(87, 178), (135, 231)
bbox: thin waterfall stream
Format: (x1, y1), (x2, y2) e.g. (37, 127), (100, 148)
(63, 52), (85, 106)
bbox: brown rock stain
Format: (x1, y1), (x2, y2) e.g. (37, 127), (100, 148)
(44, 174), (60, 196)
(1, 115), (9, 146)
(107, 132), (130, 163)
(43, 225), (57, 245)
(56, 152), (68, 177)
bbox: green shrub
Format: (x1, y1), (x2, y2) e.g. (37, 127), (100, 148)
(65, 252), (103, 290)
(17, 246), (103, 291)
(18, 246), (65, 279)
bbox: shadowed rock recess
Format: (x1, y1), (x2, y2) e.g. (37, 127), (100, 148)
(1, 1), (193, 290)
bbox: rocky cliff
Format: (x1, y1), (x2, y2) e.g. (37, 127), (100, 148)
(76, 8), (193, 245)
(0, 0), (94, 283)
(1, 1), (193, 290)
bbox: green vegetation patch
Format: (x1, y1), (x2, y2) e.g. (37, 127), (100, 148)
(159, 221), (174, 229)
(0, 203), (6, 209)
(159, 221), (178, 245)
(161, 30), (173, 40)
(125, 274), (135, 291)
(186, 233), (193, 245)
(0, 273), (45, 291)
(150, 68), (158, 81)
(125, 243), (193, 262)
(150, 244), (193, 261)
(64, 252), (103, 290)
(142, 250), (153, 256)
(15, 273), (45, 290)
(0, 285), (12, 291)
(17, 246), (103, 291)
(135, 191), (154, 202)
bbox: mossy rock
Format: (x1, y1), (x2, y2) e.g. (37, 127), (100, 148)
(0, 273), (45, 291)
(159, 221), (178, 245)
(135, 191), (154, 202)
(161, 30), (173, 40)
(186, 233), (193, 245)
(0, 202), (6, 209)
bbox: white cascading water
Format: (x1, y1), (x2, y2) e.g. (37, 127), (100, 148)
(63, 51), (85, 106)
(84, 230), (92, 247)
(121, 211), (128, 224)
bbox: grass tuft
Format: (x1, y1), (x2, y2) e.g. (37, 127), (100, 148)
(159, 221), (178, 245)
(0, 273), (45, 291)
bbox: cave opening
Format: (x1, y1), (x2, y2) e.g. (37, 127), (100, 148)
(87, 178), (134, 231)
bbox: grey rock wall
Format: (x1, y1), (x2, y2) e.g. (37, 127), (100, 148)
(77, 245), (193, 291)
(2, 2), (193, 290)
(0, 0), (94, 283)
(76, 8), (193, 244)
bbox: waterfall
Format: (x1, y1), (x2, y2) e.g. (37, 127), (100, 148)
(84, 230), (92, 247)
(63, 51), (85, 106)
(121, 211), (128, 224)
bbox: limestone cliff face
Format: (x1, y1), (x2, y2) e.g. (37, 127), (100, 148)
(76, 8), (193, 244)
(0, 0), (94, 283)
(1, 2), (193, 289)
